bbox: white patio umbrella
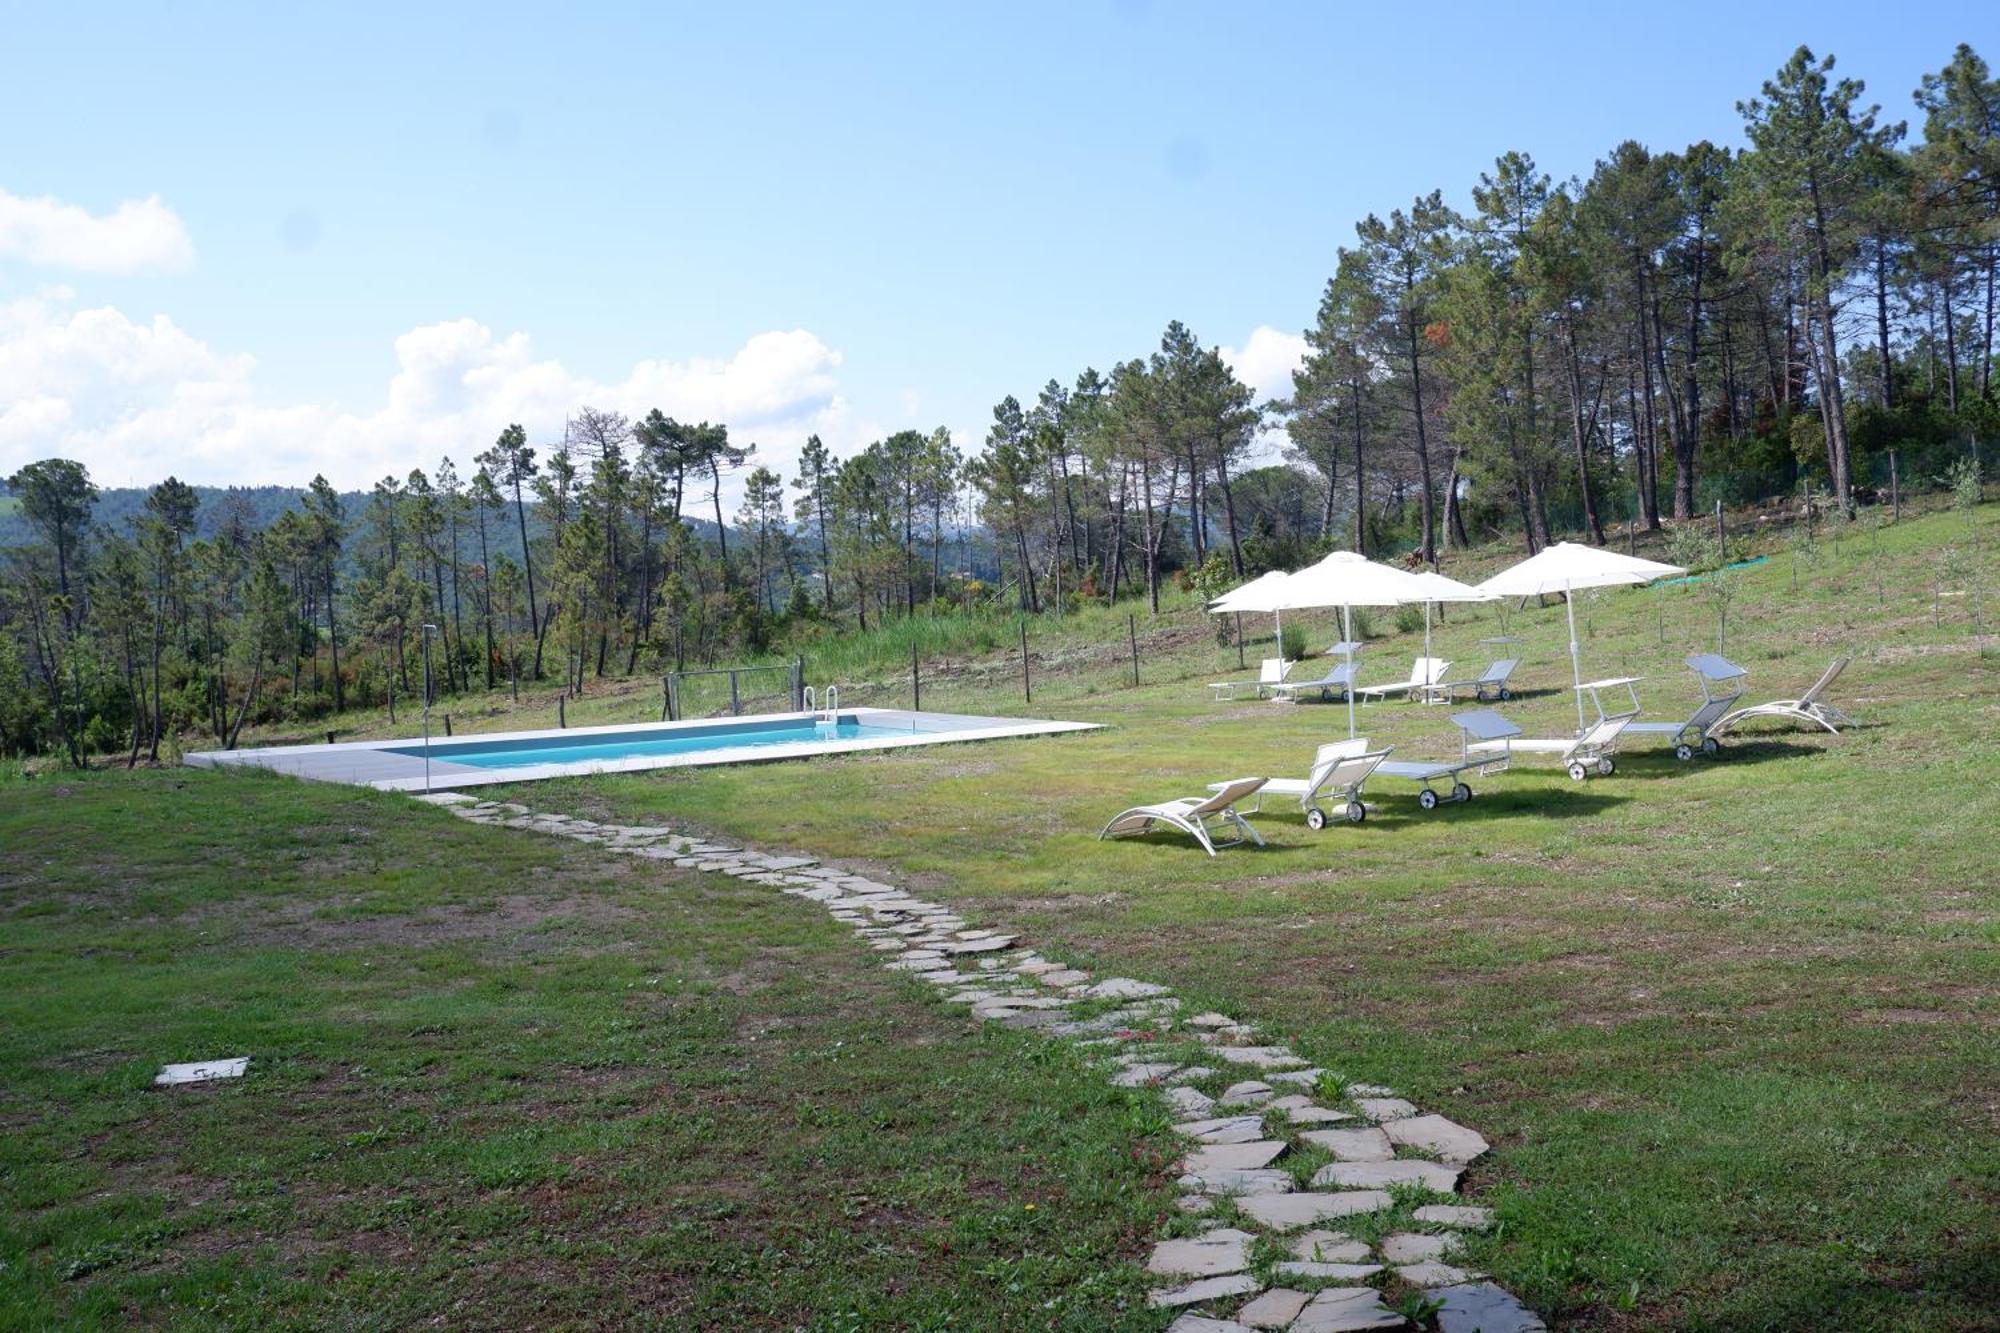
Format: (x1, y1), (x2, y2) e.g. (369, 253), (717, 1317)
(1276, 551), (1434, 738)
(1406, 570), (1499, 671)
(1207, 569), (1296, 651)
(1476, 542), (1685, 732)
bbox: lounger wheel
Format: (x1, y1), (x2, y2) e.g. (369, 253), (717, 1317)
(1499, 687), (1513, 701)
(1597, 757), (1615, 776)
(1567, 762), (1588, 782)
(1452, 782), (1472, 803)
(1418, 788), (1440, 811)
(1701, 736), (1720, 755)
(1675, 743), (1695, 762)
(1306, 807), (1328, 831)
(1345, 801), (1366, 824)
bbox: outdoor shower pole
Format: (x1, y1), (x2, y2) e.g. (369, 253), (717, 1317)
(421, 623), (438, 794)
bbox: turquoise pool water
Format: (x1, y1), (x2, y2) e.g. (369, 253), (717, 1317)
(387, 717), (919, 770)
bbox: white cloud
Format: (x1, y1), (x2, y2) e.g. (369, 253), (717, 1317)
(1219, 325), (1308, 407)
(0, 290), (864, 502)
(0, 189), (195, 274)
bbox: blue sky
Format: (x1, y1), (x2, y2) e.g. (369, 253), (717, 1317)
(0, 1), (1986, 496)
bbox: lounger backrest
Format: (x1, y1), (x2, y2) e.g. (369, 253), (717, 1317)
(1306, 747), (1391, 798)
(1452, 709), (1522, 743)
(1686, 653), (1748, 684)
(1685, 695), (1737, 732)
(1314, 738), (1372, 765)
(1570, 710), (1637, 755)
(1190, 777), (1268, 816)
(1799, 657), (1849, 704)
(1417, 657), (1450, 686)
(1480, 658), (1520, 684)
(1258, 658), (1291, 684)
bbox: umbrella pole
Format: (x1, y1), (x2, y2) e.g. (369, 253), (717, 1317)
(1343, 604), (1356, 739)
(1567, 588), (1586, 733)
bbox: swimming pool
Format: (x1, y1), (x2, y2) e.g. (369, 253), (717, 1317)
(185, 708), (1099, 791)
(382, 716), (923, 769)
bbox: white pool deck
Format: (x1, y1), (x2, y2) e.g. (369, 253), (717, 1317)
(183, 708), (1101, 792)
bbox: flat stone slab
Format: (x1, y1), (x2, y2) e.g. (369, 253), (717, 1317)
(1383, 1114), (1490, 1165)
(1165, 1086), (1217, 1118)
(1037, 968), (1092, 987)
(1182, 1140), (1287, 1174)
(1352, 1096), (1420, 1121)
(1178, 1168), (1295, 1197)
(1291, 1230), (1371, 1263)
(1398, 1261), (1481, 1287)
(1175, 1114), (1267, 1144)
(1427, 1281), (1546, 1333)
(1082, 977), (1172, 999)
(1111, 1062), (1182, 1087)
(154, 1057), (248, 1087)
(1148, 1273), (1263, 1309)
(1290, 1286), (1405, 1332)
(1212, 1045), (1306, 1069)
(1219, 1080), (1273, 1106)
(1266, 1068), (1325, 1086)
(1236, 1287), (1312, 1329)
(1300, 1127), (1393, 1161)
(1164, 1317), (1255, 1333)
(1273, 1261), (1383, 1281)
(1187, 1011), (1236, 1028)
(1414, 1204), (1495, 1230)
(1235, 1190), (1392, 1229)
(1312, 1160), (1462, 1193)
(1146, 1227), (1255, 1277)
(1289, 1105), (1353, 1126)
(1381, 1231), (1460, 1263)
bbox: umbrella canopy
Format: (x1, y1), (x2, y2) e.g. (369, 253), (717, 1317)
(1207, 570), (1294, 614)
(1407, 570), (1498, 667)
(1275, 552), (1435, 738)
(1477, 542), (1684, 730)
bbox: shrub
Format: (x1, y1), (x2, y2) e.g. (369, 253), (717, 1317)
(1279, 623), (1309, 662)
(1392, 603), (1425, 635)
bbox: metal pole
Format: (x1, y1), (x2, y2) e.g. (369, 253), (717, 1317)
(1235, 612), (1245, 669)
(1020, 620), (1031, 705)
(421, 624), (437, 794)
(1129, 614), (1139, 687)
(1714, 499), (1725, 551)
(1342, 604), (1356, 740)
(1566, 590), (1586, 733)
(794, 657), (805, 711)
(1890, 450), (1900, 521)
(662, 677), (670, 722)
(729, 670), (740, 716)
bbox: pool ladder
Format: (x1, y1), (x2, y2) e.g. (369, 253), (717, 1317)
(803, 684), (839, 728)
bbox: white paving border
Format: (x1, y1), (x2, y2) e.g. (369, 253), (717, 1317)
(423, 791), (1544, 1333)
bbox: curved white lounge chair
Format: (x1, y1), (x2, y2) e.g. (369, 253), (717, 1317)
(1209, 658), (1293, 702)
(1271, 662), (1357, 703)
(1711, 657), (1852, 736)
(1213, 741), (1391, 829)
(1355, 657), (1451, 703)
(1459, 707), (1635, 781)
(1099, 777), (1268, 856)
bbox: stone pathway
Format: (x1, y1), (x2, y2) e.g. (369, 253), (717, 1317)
(420, 792), (1545, 1333)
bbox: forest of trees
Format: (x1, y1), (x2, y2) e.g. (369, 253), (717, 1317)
(2, 43), (1995, 762)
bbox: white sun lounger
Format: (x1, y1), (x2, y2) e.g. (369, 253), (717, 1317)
(1271, 662), (1358, 703)
(1209, 658), (1293, 702)
(1620, 654), (1748, 759)
(1099, 777), (1268, 856)
(1212, 741), (1392, 829)
(1434, 657), (1520, 702)
(1711, 657), (1853, 736)
(1460, 707), (1636, 781)
(1354, 656), (1452, 703)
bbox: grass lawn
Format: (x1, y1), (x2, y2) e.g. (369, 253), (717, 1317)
(506, 504), (1999, 1330)
(0, 769), (1175, 1329)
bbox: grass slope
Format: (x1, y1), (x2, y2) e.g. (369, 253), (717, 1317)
(0, 769), (1173, 1329)
(510, 504), (1999, 1330)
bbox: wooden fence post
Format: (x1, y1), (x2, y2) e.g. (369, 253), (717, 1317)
(1890, 450), (1901, 521)
(912, 644), (921, 710)
(1020, 621), (1031, 705)
(1129, 614), (1140, 687)
(1714, 499), (1725, 551)
(444, 713), (452, 737)
(558, 695), (567, 729)
(1235, 612), (1245, 669)
(729, 670), (741, 716)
